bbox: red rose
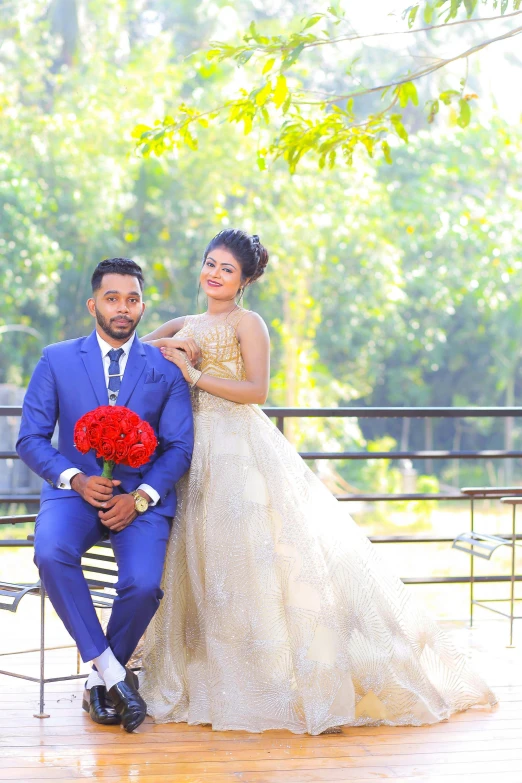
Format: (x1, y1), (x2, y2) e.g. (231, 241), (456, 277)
(114, 439), (129, 461)
(127, 443), (148, 468)
(139, 430), (157, 454)
(74, 405), (157, 477)
(124, 428), (140, 447)
(119, 417), (130, 434)
(120, 411), (141, 434)
(99, 439), (116, 461)
(74, 425), (90, 454)
(80, 411), (96, 427)
(140, 420), (155, 437)
(88, 422), (103, 449)
(101, 425), (119, 441)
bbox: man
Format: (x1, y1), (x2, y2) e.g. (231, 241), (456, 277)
(17, 257), (194, 732)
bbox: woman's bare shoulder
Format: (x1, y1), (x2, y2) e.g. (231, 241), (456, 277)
(236, 310), (269, 336)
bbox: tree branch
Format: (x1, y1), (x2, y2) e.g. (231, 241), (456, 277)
(347, 94), (400, 131)
(136, 5), (522, 170)
(293, 24), (522, 105)
(295, 10), (522, 51)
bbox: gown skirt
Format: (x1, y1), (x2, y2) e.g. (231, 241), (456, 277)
(141, 391), (496, 734)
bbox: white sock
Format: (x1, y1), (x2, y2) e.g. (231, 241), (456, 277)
(93, 646), (126, 692)
(86, 669), (105, 689)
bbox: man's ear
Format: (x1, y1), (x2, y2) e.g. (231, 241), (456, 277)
(87, 297), (96, 317)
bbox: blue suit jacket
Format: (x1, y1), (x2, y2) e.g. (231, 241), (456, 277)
(16, 330), (194, 518)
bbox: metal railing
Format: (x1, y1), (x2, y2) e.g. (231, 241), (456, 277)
(2, 404), (522, 588)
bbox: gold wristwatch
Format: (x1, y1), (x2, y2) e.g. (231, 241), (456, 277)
(131, 490), (149, 514)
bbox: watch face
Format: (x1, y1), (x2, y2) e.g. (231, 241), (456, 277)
(135, 496), (148, 512)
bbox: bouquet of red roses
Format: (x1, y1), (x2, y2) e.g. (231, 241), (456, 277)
(74, 405), (157, 479)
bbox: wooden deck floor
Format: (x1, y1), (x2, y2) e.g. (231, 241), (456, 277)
(0, 621), (520, 783)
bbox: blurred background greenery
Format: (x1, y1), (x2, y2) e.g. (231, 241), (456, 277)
(2, 0), (522, 512)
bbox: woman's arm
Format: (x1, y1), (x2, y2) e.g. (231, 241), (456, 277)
(141, 317), (186, 341)
(161, 312), (270, 405)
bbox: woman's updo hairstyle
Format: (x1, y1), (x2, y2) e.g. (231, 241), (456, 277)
(203, 228), (269, 288)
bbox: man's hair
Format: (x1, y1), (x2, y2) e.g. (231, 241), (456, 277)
(91, 258), (144, 293)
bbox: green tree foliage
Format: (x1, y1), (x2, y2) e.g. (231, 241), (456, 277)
(135, 0), (522, 170)
(2, 0), (522, 494)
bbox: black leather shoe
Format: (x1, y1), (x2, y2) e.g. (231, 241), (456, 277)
(107, 669), (147, 733)
(124, 667), (140, 690)
(82, 685), (121, 725)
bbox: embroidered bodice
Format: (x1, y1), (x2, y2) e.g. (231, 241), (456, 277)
(176, 308), (248, 382)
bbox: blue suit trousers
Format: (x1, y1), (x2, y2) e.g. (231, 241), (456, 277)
(34, 496), (170, 664)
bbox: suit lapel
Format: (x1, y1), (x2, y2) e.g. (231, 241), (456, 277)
(117, 336), (147, 407)
(80, 331), (108, 407)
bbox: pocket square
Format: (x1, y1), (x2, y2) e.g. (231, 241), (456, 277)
(145, 369), (166, 384)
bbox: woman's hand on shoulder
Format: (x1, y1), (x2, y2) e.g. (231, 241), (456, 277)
(159, 344), (193, 383)
(152, 336), (201, 363)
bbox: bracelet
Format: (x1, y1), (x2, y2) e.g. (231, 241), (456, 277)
(185, 360), (202, 387)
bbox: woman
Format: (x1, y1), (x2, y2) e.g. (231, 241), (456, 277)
(140, 229), (495, 734)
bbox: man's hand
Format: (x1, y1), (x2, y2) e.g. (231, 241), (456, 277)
(71, 473), (121, 508)
(98, 494), (138, 533)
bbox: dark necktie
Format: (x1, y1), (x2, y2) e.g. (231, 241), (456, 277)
(108, 348), (124, 403)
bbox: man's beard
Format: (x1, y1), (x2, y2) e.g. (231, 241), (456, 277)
(95, 307), (142, 341)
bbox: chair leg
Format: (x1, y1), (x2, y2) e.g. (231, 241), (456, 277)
(508, 505), (517, 648)
(34, 581), (50, 719)
(470, 497), (474, 628)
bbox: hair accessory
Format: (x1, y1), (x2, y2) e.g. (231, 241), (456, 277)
(252, 234), (260, 244)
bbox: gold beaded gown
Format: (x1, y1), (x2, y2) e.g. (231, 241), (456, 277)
(141, 308), (496, 734)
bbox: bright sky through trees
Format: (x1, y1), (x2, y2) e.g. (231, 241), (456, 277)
(207, 0), (522, 122)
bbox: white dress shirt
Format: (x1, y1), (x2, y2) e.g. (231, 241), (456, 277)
(98, 330), (134, 391)
(57, 331), (159, 506)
